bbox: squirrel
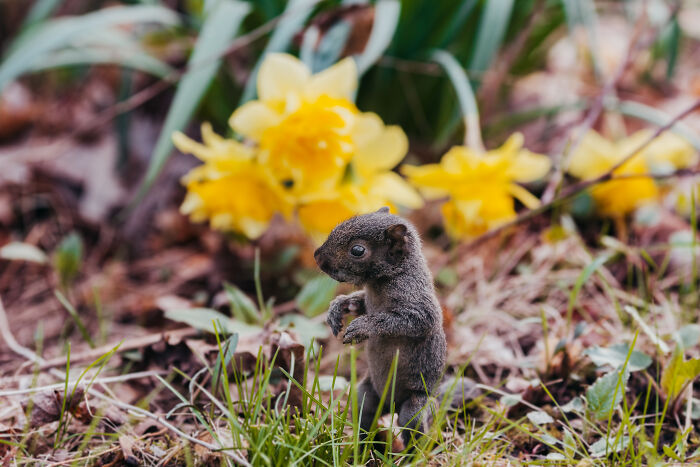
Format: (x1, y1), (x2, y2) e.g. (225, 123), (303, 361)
(314, 207), (479, 448)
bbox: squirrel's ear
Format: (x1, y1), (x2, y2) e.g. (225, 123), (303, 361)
(376, 206), (390, 214)
(385, 223), (408, 257)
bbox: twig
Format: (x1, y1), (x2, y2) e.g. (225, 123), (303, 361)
(0, 297), (251, 466)
(541, 8), (650, 203)
(0, 371), (166, 397)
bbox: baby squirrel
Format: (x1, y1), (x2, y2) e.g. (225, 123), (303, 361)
(314, 208), (477, 447)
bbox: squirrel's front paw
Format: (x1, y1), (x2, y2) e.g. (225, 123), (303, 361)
(326, 295), (362, 337)
(342, 317), (370, 344)
(326, 311), (343, 337)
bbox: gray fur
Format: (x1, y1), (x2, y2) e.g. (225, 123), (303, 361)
(314, 209), (447, 447)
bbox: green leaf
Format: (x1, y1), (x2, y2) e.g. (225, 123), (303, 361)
(0, 5), (178, 92)
(583, 343), (652, 372)
(590, 436), (629, 458)
(54, 232), (83, 288)
(55, 290), (94, 348)
(310, 21), (352, 73)
(317, 375), (348, 392)
(561, 0), (601, 78)
(526, 411), (554, 425)
(675, 324), (700, 350)
(239, 0), (315, 104)
(223, 282), (261, 325)
(354, 0), (401, 76)
(432, 49), (482, 150)
(0, 242), (48, 264)
(663, 444), (683, 462)
(567, 253), (612, 320)
(30, 45), (172, 78)
(586, 366), (629, 419)
(563, 429), (576, 458)
(295, 276), (338, 318)
(299, 25), (321, 70)
(561, 396), (584, 413)
(21, 0), (62, 30)
(278, 314), (329, 349)
(500, 394), (521, 407)
(661, 345), (700, 399)
(164, 307), (261, 336)
(135, 0), (250, 202)
(468, 0), (514, 72)
(436, 267), (458, 288)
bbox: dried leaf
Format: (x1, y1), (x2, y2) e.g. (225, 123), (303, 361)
(0, 242), (48, 263)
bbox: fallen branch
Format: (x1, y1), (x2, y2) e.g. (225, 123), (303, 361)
(0, 370), (165, 397)
(29, 327), (199, 371)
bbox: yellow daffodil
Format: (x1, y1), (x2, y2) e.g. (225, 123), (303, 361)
(298, 118), (423, 242)
(229, 53), (410, 202)
(567, 130), (696, 218)
(403, 133), (551, 238)
(174, 124), (292, 239)
(174, 54), (422, 242)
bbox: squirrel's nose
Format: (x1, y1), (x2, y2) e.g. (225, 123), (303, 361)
(313, 247), (326, 269)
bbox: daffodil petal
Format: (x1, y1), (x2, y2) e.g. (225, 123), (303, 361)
(354, 125), (408, 173)
(306, 57), (358, 100)
(238, 217), (270, 240)
(200, 122), (222, 147)
(498, 132), (525, 158)
(401, 163), (450, 199)
(352, 112), (384, 148)
(508, 184), (541, 209)
(298, 198), (355, 244)
(506, 150), (551, 182)
(173, 131), (212, 161)
(567, 130), (618, 179)
(257, 53), (310, 102)
(229, 101), (282, 140)
(640, 130), (697, 170)
(371, 172), (424, 209)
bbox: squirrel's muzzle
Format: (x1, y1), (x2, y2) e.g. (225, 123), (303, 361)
(313, 246), (326, 269)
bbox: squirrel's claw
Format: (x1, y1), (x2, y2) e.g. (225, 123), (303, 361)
(326, 314), (343, 337)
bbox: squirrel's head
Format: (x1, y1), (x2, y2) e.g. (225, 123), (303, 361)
(314, 207), (420, 285)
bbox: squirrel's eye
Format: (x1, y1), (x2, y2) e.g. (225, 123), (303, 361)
(350, 245), (366, 257)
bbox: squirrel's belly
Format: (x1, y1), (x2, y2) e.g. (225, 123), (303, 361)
(366, 332), (445, 400)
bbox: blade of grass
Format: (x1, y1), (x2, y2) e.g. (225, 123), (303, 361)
(432, 49), (484, 151)
(20, 0), (61, 30)
(468, 0), (515, 73)
(239, 0), (318, 104)
(567, 253), (614, 331)
(133, 0), (250, 204)
(1, 5), (179, 92)
(355, 0), (401, 76)
(55, 290), (95, 348)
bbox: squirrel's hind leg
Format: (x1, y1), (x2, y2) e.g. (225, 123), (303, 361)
(398, 392), (430, 449)
(357, 377), (382, 438)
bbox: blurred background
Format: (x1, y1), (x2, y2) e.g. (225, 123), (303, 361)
(3, 0), (700, 463)
(2, 0), (700, 389)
